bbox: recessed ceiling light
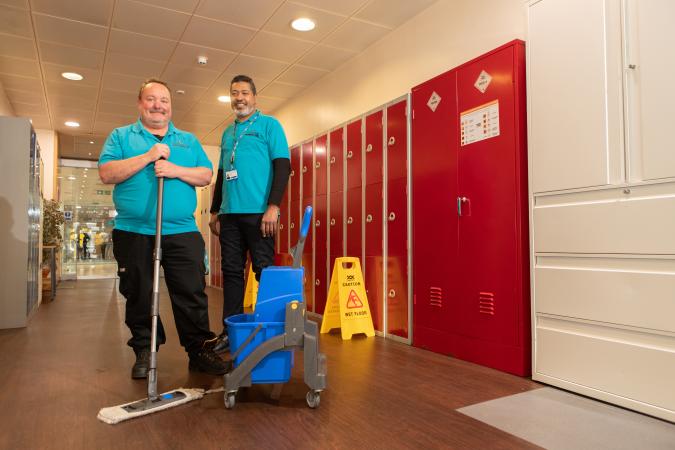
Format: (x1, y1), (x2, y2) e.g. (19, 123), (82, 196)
(88, 152), (92, 156)
(218, 95), (231, 103)
(176, 89), (186, 95)
(291, 17), (315, 31)
(89, 140), (94, 144)
(68, 176), (76, 180)
(83, 168), (88, 171)
(76, 205), (82, 209)
(65, 121), (80, 127)
(62, 72), (83, 81)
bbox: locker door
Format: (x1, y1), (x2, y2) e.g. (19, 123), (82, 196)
(345, 187), (362, 259)
(456, 46), (520, 349)
(314, 194), (328, 315)
(411, 70), (459, 354)
(387, 177), (408, 339)
(365, 110), (383, 186)
(365, 183), (384, 331)
(302, 141), (314, 199)
(346, 119), (362, 190)
(329, 128), (344, 193)
(315, 134), (328, 195)
(290, 145), (301, 200)
(387, 99), (407, 181)
(278, 192), (289, 254)
(290, 198), (300, 248)
(302, 204), (314, 313)
(328, 190), (343, 273)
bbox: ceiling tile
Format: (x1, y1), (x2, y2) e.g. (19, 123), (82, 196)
(260, 81), (303, 98)
(28, 115), (51, 129)
(0, 4), (31, 37)
(98, 102), (138, 116)
(52, 104), (95, 119)
(162, 63), (220, 87)
(0, 73), (41, 91)
(96, 112), (136, 124)
(179, 112), (223, 127)
(108, 29), (176, 61)
(290, 0), (368, 16)
(113, 0), (190, 41)
(0, 0), (28, 9)
(177, 121), (216, 136)
(46, 80), (98, 99)
(43, 63), (101, 86)
(134, 0), (199, 13)
(52, 115), (93, 132)
(12, 101), (47, 116)
(39, 41), (104, 70)
(195, 0), (283, 29)
(165, 82), (205, 102)
(354, 0), (436, 28)
(190, 101), (231, 116)
(49, 93), (97, 111)
(0, 55), (40, 77)
(298, 44), (356, 71)
(0, 33), (36, 59)
(276, 64), (328, 85)
(34, 14), (108, 51)
(93, 121), (121, 135)
(168, 43), (236, 72)
(227, 55), (288, 80)
(100, 88), (137, 105)
(322, 18), (390, 52)
(31, 0), (113, 26)
(5, 88), (44, 105)
(101, 71), (145, 93)
(105, 52), (164, 78)
(263, 2), (345, 43)
(242, 31), (313, 63)
(256, 95), (285, 113)
(182, 16), (255, 52)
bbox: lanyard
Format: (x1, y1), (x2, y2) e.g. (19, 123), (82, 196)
(230, 111), (259, 168)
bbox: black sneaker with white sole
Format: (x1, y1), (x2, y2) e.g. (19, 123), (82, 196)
(188, 347), (229, 375)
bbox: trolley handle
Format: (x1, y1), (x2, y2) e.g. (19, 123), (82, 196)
(299, 206), (313, 239)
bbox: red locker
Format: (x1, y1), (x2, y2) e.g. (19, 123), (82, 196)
(290, 198), (300, 246)
(290, 145), (301, 200)
(314, 194), (327, 257)
(315, 135), (328, 196)
(314, 194), (328, 316)
(329, 128), (344, 193)
(365, 183), (383, 256)
(387, 100), (407, 181)
(411, 40), (530, 376)
(345, 187), (362, 260)
(364, 110), (383, 186)
(328, 191), (343, 274)
(387, 177), (408, 339)
(365, 183), (384, 332)
(302, 141), (314, 200)
(278, 192), (289, 254)
(345, 119), (362, 190)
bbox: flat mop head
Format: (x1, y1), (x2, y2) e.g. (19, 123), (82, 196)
(97, 388), (204, 424)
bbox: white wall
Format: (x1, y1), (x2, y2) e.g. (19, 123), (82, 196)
(36, 129), (57, 200)
(0, 80), (15, 117)
(274, 0), (526, 144)
(202, 144), (220, 183)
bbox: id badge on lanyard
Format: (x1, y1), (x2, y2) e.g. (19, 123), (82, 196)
(227, 111), (259, 182)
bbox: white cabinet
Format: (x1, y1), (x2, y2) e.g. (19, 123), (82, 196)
(528, 0), (675, 423)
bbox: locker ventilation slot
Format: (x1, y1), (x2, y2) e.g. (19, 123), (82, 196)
(429, 287), (442, 308)
(479, 292), (495, 316)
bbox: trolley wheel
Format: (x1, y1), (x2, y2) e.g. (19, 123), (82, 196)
(306, 390), (320, 409)
(224, 392), (236, 409)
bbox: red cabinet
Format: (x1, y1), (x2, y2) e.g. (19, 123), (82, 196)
(411, 40), (530, 376)
(386, 177), (408, 339)
(290, 145), (301, 201)
(302, 141), (314, 200)
(346, 119), (362, 190)
(345, 187), (362, 260)
(278, 192), (289, 254)
(328, 191), (343, 272)
(365, 110), (383, 186)
(387, 100), (407, 181)
(315, 135), (328, 196)
(365, 183), (384, 331)
(314, 194), (328, 315)
(329, 128), (344, 193)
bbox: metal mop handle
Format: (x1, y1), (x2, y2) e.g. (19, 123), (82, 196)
(148, 176), (164, 401)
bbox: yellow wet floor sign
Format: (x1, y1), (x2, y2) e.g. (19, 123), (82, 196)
(320, 257), (375, 339)
(243, 263), (258, 309)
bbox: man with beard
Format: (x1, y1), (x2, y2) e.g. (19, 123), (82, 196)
(209, 75), (291, 353)
(99, 78), (227, 378)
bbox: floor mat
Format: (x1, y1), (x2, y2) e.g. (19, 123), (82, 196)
(457, 387), (675, 450)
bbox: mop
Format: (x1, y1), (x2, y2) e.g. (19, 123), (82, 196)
(97, 176), (220, 424)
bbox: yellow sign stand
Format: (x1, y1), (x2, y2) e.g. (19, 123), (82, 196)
(320, 257), (375, 340)
(243, 263), (259, 309)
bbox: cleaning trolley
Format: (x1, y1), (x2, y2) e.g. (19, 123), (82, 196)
(223, 206), (327, 409)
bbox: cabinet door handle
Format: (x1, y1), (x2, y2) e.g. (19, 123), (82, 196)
(279, 224), (284, 230)
(457, 197), (468, 216)
(388, 289), (396, 298)
(302, 166), (307, 173)
(347, 216), (353, 224)
(330, 156), (336, 164)
(290, 222), (295, 229)
(347, 150), (353, 159)
(366, 144), (373, 153)
(315, 220), (320, 227)
(366, 214), (373, 223)
(330, 218), (336, 226)
(388, 136), (395, 146)
(290, 170), (295, 177)
(315, 278), (320, 286)
(388, 212), (396, 221)
(315, 162), (320, 168)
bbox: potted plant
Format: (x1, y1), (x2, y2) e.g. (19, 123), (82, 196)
(42, 198), (64, 279)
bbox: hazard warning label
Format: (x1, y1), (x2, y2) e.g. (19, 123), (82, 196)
(346, 290), (364, 309)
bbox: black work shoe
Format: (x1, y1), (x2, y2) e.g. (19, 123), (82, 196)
(131, 349), (150, 379)
(213, 333), (230, 354)
(188, 348), (229, 375)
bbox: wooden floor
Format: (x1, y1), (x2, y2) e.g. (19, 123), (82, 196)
(0, 279), (542, 450)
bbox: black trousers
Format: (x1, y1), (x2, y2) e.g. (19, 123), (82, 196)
(112, 229), (215, 353)
(219, 214), (275, 331)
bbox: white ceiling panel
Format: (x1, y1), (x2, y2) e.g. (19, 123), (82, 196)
(46, 80), (98, 99)
(260, 81), (304, 98)
(93, 120), (122, 135)
(98, 102), (137, 116)
(322, 18), (390, 52)
(179, 111), (223, 127)
(100, 88), (137, 105)
(96, 111), (136, 124)
(0, 33), (36, 59)
(113, 0), (190, 41)
(43, 63), (101, 86)
(195, 0), (284, 30)
(298, 44), (356, 71)
(227, 55), (288, 80)
(182, 16), (255, 52)
(355, 0), (436, 29)
(12, 101), (47, 116)
(29, 115), (51, 129)
(108, 29), (176, 61)
(51, 104), (97, 118)
(190, 101), (231, 116)
(49, 94), (97, 111)
(168, 43), (237, 72)
(0, 4), (32, 37)
(290, 0), (368, 16)
(276, 64), (328, 85)
(30, 0), (113, 26)
(243, 31), (313, 63)
(105, 52), (164, 78)
(101, 71), (145, 93)
(165, 82), (206, 102)
(0, 55), (40, 77)
(0, 0), (28, 9)
(263, 2), (345, 42)
(134, 0), (199, 14)
(0, 73), (41, 91)
(34, 14), (108, 51)
(162, 63), (221, 87)
(39, 41), (104, 70)
(5, 88), (44, 105)
(53, 115), (93, 132)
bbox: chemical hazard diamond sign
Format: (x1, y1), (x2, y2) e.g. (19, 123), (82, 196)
(474, 70), (492, 93)
(346, 290), (364, 309)
(427, 91), (441, 112)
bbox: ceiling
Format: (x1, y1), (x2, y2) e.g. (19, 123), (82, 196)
(0, 0), (436, 159)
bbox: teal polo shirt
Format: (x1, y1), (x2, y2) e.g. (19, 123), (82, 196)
(99, 119), (212, 235)
(218, 111), (290, 214)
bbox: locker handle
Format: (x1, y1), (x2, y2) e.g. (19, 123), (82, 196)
(388, 289), (396, 298)
(330, 218), (336, 226)
(366, 144), (373, 153)
(330, 156), (336, 164)
(457, 197), (468, 216)
(388, 212), (396, 222)
(290, 222), (295, 229)
(302, 166), (308, 173)
(315, 279), (320, 286)
(279, 224), (284, 230)
(347, 150), (353, 159)
(290, 170), (295, 177)
(388, 136), (395, 146)
(347, 216), (353, 224)
(315, 162), (320, 168)
(366, 214), (373, 223)
(315, 219), (320, 227)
